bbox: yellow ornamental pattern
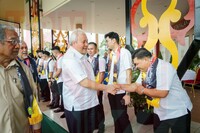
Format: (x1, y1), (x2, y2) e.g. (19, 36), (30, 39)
(141, 0), (180, 69)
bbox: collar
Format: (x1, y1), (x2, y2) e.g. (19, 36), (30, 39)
(113, 46), (120, 54)
(112, 46), (120, 61)
(70, 47), (85, 60)
(88, 53), (98, 59)
(0, 59), (19, 69)
(93, 53), (98, 58)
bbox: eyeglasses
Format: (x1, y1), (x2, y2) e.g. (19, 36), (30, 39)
(4, 39), (20, 45)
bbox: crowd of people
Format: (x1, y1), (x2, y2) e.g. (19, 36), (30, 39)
(0, 23), (193, 133)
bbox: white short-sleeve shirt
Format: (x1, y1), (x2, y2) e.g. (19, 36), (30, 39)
(88, 54), (106, 73)
(154, 59), (193, 121)
(62, 47), (99, 111)
(45, 58), (55, 79)
(38, 58), (47, 79)
(109, 48), (132, 94)
(99, 57), (106, 73)
(56, 54), (63, 83)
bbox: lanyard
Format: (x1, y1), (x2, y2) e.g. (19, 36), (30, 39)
(16, 60), (33, 116)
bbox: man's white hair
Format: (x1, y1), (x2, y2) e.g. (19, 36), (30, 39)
(69, 29), (86, 46)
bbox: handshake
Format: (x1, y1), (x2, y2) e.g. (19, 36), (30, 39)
(105, 83), (145, 95)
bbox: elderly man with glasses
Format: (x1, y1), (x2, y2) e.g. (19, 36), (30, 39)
(0, 24), (41, 133)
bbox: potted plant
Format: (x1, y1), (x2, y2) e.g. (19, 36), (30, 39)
(130, 69), (154, 125)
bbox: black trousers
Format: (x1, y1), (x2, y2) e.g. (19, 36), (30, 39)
(108, 93), (133, 133)
(50, 81), (60, 106)
(154, 110), (191, 133)
(96, 91), (105, 133)
(40, 79), (50, 100)
(57, 82), (64, 109)
(64, 106), (98, 133)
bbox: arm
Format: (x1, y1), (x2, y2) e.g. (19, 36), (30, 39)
(49, 72), (53, 79)
(126, 68), (132, 89)
(53, 68), (62, 79)
(54, 57), (62, 78)
(137, 85), (169, 98)
(98, 57), (106, 83)
(48, 60), (55, 79)
(123, 68), (132, 105)
(97, 71), (105, 95)
(121, 83), (169, 98)
(98, 71), (105, 83)
(79, 78), (119, 95)
(37, 65), (42, 73)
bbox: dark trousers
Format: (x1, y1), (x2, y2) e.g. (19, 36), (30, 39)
(40, 79), (50, 100)
(64, 106), (98, 133)
(108, 93), (133, 133)
(57, 82), (64, 109)
(96, 91), (105, 133)
(154, 110), (191, 133)
(50, 81), (60, 106)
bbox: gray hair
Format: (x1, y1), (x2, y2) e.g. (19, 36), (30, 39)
(0, 24), (16, 41)
(69, 29), (86, 46)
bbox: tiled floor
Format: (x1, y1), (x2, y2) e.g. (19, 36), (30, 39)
(39, 87), (200, 133)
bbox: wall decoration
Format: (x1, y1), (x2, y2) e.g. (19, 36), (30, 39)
(131, 0), (194, 69)
(30, 0), (41, 55)
(170, 0), (194, 46)
(43, 29), (52, 51)
(53, 30), (68, 52)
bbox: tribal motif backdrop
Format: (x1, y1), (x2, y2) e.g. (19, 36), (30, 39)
(131, 0), (194, 68)
(30, 0), (41, 55)
(53, 30), (68, 52)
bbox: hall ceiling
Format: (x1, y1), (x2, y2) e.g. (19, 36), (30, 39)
(0, 0), (189, 36)
(41, 0), (189, 35)
(0, 0), (24, 23)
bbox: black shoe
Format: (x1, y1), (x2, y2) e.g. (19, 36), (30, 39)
(49, 105), (59, 109)
(42, 99), (50, 102)
(47, 103), (54, 107)
(54, 108), (64, 113)
(60, 113), (65, 118)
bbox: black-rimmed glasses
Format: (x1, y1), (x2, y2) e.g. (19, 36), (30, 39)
(4, 39), (20, 45)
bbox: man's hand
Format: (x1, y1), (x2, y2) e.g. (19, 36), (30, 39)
(106, 84), (120, 95)
(33, 128), (41, 133)
(122, 95), (131, 105)
(48, 81), (52, 88)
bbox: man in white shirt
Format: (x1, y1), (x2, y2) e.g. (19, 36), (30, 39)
(52, 46), (65, 118)
(62, 29), (118, 133)
(87, 42), (106, 133)
(105, 31), (133, 133)
(42, 51), (59, 109)
(121, 48), (193, 133)
(37, 51), (50, 102)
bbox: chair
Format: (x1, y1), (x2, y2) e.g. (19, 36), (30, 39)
(183, 68), (200, 97)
